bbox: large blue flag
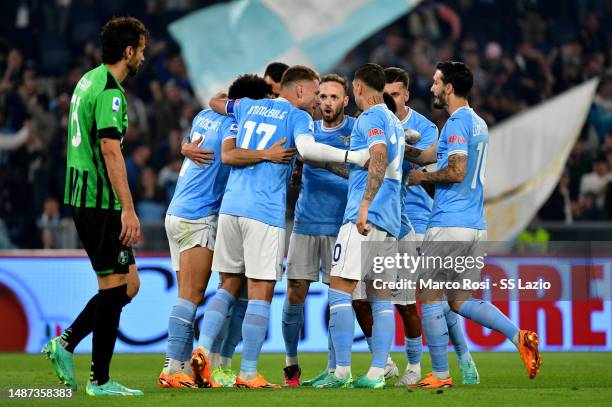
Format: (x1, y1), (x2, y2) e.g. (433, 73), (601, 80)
(169, 0), (421, 104)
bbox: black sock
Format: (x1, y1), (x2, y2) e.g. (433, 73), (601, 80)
(62, 294), (99, 353)
(90, 284), (128, 385)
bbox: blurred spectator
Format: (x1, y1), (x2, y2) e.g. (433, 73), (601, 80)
(125, 143), (151, 195)
(37, 197), (61, 249)
(579, 153), (611, 208)
(575, 192), (606, 221)
(539, 171), (573, 223)
(136, 167), (166, 221)
(158, 155), (183, 204)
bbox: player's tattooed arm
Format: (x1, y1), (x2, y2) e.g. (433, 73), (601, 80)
(363, 144), (387, 201)
(209, 92), (229, 115)
(409, 153), (466, 185)
(404, 142), (437, 165)
(324, 162), (350, 179)
(221, 137), (296, 167)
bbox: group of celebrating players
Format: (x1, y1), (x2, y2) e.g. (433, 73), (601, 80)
(43, 17), (541, 396)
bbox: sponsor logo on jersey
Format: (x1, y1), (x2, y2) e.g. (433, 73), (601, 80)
(112, 97), (120, 112)
(368, 127), (384, 137)
(448, 135), (466, 144)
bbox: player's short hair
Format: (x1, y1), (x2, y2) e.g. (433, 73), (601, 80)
(436, 61), (473, 98)
(354, 63), (386, 92)
(264, 62), (289, 83)
(320, 74), (348, 95)
(280, 65), (320, 88)
(383, 92), (396, 113)
(228, 74), (272, 100)
(101, 17), (148, 65)
(384, 67), (409, 88)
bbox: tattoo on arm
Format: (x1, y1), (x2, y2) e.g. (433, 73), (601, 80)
(422, 154), (466, 184)
(324, 162), (350, 179)
(363, 149), (386, 201)
(404, 146), (422, 159)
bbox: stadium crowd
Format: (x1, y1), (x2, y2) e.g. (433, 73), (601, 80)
(0, 0), (610, 249)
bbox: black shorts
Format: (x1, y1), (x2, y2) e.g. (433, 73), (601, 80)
(73, 207), (135, 276)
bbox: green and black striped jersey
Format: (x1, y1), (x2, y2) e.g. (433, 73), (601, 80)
(64, 64), (128, 210)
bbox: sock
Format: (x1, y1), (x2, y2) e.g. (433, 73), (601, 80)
(366, 366), (385, 380)
(220, 356), (232, 369)
(421, 302), (450, 379)
(62, 293), (100, 353)
(328, 288), (354, 374)
(366, 336), (372, 352)
(282, 299), (304, 366)
(442, 302), (472, 364)
(163, 357), (183, 374)
(166, 298), (197, 373)
(405, 336), (422, 366)
(90, 284), (128, 385)
(369, 300), (394, 369)
(198, 289), (236, 353)
(458, 300), (519, 346)
(327, 329), (336, 372)
(240, 300), (271, 375)
(335, 365), (351, 379)
(220, 298), (247, 359)
(209, 352), (220, 369)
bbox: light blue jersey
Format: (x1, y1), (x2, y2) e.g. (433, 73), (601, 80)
(220, 97), (312, 228)
(293, 117), (355, 236)
(429, 106), (488, 230)
(167, 109), (235, 220)
(399, 109), (438, 239)
(343, 104), (405, 238)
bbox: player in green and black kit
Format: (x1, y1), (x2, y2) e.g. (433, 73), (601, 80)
(42, 17), (148, 397)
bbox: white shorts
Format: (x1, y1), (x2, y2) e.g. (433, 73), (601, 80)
(331, 222), (397, 301)
(391, 230), (425, 305)
(418, 227), (487, 296)
(286, 233), (335, 284)
(212, 214), (285, 281)
(165, 214), (218, 272)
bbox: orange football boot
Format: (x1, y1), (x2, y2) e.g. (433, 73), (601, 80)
(235, 373), (281, 389)
(190, 348), (220, 388)
(410, 372), (453, 389)
(158, 371), (198, 388)
(518, 330), (542, 379)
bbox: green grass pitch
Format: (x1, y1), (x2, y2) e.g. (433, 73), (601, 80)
(1, 352), (611, 406)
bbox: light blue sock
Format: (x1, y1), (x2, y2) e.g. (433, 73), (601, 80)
(366, 336), (372, 352)
(458, 300), (519, 344)
(240, 300), (271, 373)
(421, 302), (449, 374)
(167, 298), (197, 361)
(220, 298), (247, 358)
(198, 289), (235, 351)
(327, 329), (336, 370)
(210, 305), (231, 355)
(442, 302), (471, 364)
(369, 300), (395, 369)
(405, 336), (422, 365)
(282, 299), (304, 359)
(328, 288), (354, 368)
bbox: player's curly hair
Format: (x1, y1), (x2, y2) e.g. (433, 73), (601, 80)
(228, 74), (272, 100)
(101, 17), (148, 65)
(436, 61), (473, 98)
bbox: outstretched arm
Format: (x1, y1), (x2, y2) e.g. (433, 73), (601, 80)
(408, 153), (466, 185)
(221, 137), (297, 167)
(404, 142), (437, 166)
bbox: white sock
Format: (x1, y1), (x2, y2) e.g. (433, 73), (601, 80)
(407, 363), (421, 373)
(197, 345), (210, 357)
(183, 361), (193, 375)
(220, 356), (232, 369)
(328, 368), (335, 374)
(433, 370), (450, 380)
(366, 366), (385, 380)
(335, 365), (351, 379)
(386, 355), (393, 364)
(209, 352), (220, 368)
(286, 356), (299, 367)
(165, 358), (182, 374)
(239, 370), (257, 381)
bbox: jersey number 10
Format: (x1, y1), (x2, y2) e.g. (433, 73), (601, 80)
(471, 141), (488, 189)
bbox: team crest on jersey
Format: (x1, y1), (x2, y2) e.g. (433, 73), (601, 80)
(118, 250), (129, 265)
(112, 97), (120, 112)
(339, 134), (350, 146)
(229, 123), (238, 135)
